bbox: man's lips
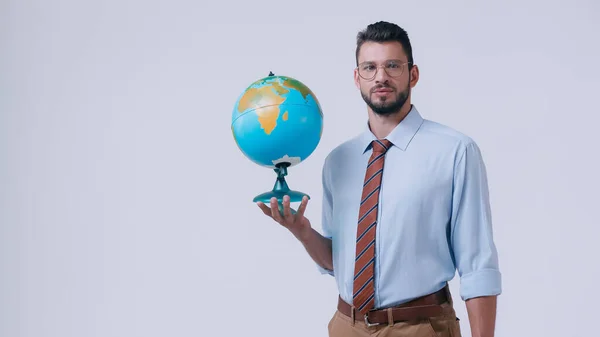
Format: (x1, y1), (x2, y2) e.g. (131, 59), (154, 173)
(373, 89), (392, 95)
(373, 88), (393, 93)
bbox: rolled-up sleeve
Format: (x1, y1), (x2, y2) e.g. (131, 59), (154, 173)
(451, 141), (502, 300)
(317, 156), (334, 276)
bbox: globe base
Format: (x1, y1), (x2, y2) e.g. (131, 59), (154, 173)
(252, 163), (310, 215)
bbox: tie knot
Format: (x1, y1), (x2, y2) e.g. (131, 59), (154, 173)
(371, 139), (392, 154)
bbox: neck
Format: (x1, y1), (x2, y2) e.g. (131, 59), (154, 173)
(368, 102), (412, 139)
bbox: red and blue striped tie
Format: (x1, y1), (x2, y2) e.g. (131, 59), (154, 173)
(353, 139), (392, 315)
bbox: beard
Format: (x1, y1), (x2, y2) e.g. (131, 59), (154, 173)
(361, 80), (410, 116)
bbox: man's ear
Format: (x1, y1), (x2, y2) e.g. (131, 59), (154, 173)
(409, 64), (419, 88)
(353, 68), (360, 89)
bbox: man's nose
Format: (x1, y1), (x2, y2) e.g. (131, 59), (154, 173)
(374, 66), (390, 82)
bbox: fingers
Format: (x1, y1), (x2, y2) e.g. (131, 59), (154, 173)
(269, 197), (284, 223)
(296, 195), (309, 218)
(256, 202), (272, 216)
(282, 195), (293, 219)
(257, 199), (285, 223)
(258, 196), (308, 226)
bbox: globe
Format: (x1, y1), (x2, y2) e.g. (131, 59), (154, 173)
(231, 72), (323, 212)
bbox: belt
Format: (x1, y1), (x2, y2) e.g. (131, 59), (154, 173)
(337, 286), (449, 327)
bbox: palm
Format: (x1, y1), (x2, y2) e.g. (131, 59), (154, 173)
(258, 195), (311, 238)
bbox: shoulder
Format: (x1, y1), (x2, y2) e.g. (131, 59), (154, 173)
(417, 118), (482, 158)
(420, 118), (476, 145)
(321, 133), (364, 173)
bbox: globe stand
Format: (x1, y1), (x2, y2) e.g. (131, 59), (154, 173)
(253, 162), (310, 215)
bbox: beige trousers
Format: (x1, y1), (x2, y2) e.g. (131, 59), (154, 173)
(327, 297), (462, 337)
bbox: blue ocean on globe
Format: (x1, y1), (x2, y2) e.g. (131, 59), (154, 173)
(231, 74), (323, 169)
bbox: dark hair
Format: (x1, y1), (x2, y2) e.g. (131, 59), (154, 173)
(355, 21), (414, 67)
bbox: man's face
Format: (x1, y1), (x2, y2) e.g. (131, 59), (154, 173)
(354, 41), (418, 116)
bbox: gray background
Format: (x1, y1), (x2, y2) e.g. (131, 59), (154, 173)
(1, 0), (599, 336)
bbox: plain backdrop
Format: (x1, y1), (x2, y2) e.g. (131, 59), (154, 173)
(1, 0), (599, 336)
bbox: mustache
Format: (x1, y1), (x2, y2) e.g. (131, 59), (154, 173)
(371, 84), (395, 92)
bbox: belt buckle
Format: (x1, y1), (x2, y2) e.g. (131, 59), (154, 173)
(364, 313), (380, 327)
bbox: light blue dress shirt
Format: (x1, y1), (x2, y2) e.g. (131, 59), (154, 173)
(318, 105), (501, 309)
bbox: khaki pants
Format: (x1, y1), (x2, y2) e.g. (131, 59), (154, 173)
(327, 294), (462, 337)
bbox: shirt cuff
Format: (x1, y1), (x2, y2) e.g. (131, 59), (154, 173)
(315, 235), (334, 276)
(317, 265), (334, 276)
(460, 269), (502, 300)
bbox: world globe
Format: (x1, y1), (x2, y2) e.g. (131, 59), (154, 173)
(231, 72), (323, 210)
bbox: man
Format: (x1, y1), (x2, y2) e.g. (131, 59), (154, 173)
(257, 21), (501, 337)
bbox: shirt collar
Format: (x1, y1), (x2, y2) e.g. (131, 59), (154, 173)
(359, 105), (424, 153)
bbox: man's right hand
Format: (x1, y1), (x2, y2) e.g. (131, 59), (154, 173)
(257, 195), (311, 242)
(257, 194), (334, 272)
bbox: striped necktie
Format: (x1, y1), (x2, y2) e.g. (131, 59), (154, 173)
(353, 139), (392, 315)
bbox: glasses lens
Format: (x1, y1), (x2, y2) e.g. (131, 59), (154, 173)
(358, 63), (376, 79)
(358, 60), (407, 79)
(384, 60), (404, 77)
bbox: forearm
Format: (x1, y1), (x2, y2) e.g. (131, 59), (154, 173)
(465, 295), (497, 337)
(296, 227), (333, 271)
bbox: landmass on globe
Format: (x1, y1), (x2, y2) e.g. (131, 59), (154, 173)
(231, 72), (323, 169)
(272, 155), (302, 167)
(235, 75), (319, 136)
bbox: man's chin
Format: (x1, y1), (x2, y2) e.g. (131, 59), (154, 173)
(369, 103), (399, 116)
(362, 90), (409, 116)
(373, 96), (393, 105)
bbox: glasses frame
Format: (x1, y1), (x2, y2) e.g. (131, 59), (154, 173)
(356, 60), (412, 81)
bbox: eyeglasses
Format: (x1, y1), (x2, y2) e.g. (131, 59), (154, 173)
(356, 59), (412, 80)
